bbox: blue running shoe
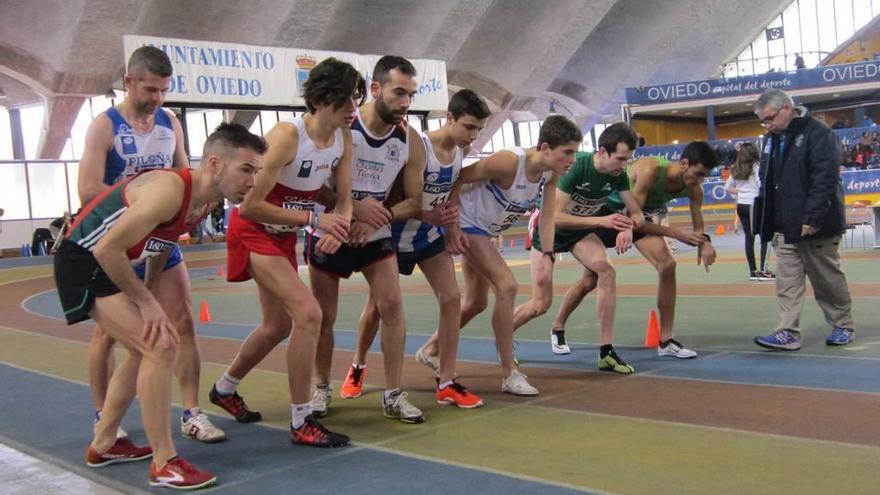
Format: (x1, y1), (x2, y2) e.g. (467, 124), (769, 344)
(754, 330), (801, 350)
(825, 327), (854, 346)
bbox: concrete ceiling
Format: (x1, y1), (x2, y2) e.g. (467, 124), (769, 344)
(0, 0), (789, 157)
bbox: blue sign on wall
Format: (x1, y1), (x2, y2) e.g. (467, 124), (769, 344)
(625, 60), (880, 106)
(667, 169), (880, 208)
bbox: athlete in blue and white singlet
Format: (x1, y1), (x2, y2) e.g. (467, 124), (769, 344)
(103, 107), (176, 185)
(348, 108), (409, 242)
(391, 132), (461, 252)
(458, 147), (552, 236)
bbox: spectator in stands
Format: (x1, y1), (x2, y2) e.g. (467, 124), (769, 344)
(794, 53), (806, 70)
(752, 89), (855, 351)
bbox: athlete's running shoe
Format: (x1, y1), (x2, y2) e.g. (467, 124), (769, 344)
(290, 415), (350, 447)
(657, 339), (697, 359)
(436, 380), (483, 409)
(383, 390), (425, 423)
(85, 438), (152, 467)
(598, 350), (635, 374)
(208, 385), (262, 423)
(149, 456), (217, 490)
(551, 330), (571, 355)
(311, 385), (332, 418)
(415, 349), (440, 375)
(501, 369), (539, 396)
(340, 366), (366, 399)
(180, 408), (226, 443)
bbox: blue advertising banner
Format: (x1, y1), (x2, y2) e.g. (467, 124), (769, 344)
(625, 60), (880, 106)
(667, 169), (880, 208)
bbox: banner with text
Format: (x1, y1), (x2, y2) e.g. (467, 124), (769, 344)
(123, 35), (448, 110)
(625, 60), (880, 106)
(667, 169), (880, 208)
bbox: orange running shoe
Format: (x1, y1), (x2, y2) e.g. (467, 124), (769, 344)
(149, 456), (217, 490)
(436, 380), (484, 409)
(340, 365), (366, 399)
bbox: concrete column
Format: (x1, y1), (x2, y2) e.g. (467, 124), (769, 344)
(36, 95), (86, 159)
(225, 110), (259, 131)
(8, 108), (25, 159)
(706, 105), (717, 141)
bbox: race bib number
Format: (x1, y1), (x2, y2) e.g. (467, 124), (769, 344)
(567, 198), (605, 217)
(131, 237), (176, 265)
(263, 200), (314, 234)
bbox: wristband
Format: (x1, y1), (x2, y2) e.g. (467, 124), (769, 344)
(701, 233), (711, 242)
(309, 211), (320, 230)
(543, 251), (556, 263)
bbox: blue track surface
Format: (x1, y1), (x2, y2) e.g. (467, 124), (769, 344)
(23, 289), (880, 394)
(0, 363), (591, 494)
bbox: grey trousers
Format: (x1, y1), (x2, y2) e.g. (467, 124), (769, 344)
(772, 233), (854, 333)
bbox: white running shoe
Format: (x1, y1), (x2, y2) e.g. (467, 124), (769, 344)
(382, 390), (425, 423)
(180, 408), (226, 443)
(94, 413), (128, 439)
(501, 369), (539, 396)
(415, 349), (440, 376)
(657, 338), (698, 359)
(550, 331), (571, 355)
(311, 385), (332, 417)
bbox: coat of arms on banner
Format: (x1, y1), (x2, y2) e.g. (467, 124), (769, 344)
(296, 54), (317, 95)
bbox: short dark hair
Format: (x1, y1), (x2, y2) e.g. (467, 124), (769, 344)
(128, 46), (173, 78)
(303, 58), (367, 113)
(203, 123), (268, 158)
(681, 141), (719, 171)
(536, 115), (582, 150)
(372, 55), (416, 85)
(448, 89), (490, 120)
(597, 123), (638, 154)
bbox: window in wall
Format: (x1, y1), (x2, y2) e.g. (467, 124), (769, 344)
(406, 115), (424, 133)
(66, 162), (80, 212)
(186, 111), (208, 159)
(835, 0), (856, 45)
(817, 0), (839, 54)
(277, 111), (296, 122)
(782, 3), (802, 68)
(501, 120), (515, 149)
(427, 117), (446, 131)
(249, 114), (263, 136)
(204, 110), (224, 138)
(0, 107), (13, 159)
(28, 162), (69, 218)
(260, 110), (279, 132)
(518, 122), (533, 148)
(20, 105), (44, 159)
(0, 163), (27, 219)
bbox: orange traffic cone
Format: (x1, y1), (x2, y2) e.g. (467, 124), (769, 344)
(643, 309), (660, 348)
(715, 224), (725, 236)
(217, 266), (225, 277)
(199, 300), (213, 323)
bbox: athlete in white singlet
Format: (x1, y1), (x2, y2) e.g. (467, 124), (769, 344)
(209, 58), (360, 448)
(309, 55), (427, 423)
(444, 115), (584, 396)
(341, 89), (490, 409)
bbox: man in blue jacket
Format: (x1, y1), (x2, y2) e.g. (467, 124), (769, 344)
(753, 89), (855, 350)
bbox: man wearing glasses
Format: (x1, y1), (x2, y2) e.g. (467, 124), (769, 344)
(752, 89), (855, 351)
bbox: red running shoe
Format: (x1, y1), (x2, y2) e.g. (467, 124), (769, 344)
(149, 456), (217, 490)
(86, 438), (152, 467)
(208, 385), (261, 423)
(290, 415), (350, 448)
